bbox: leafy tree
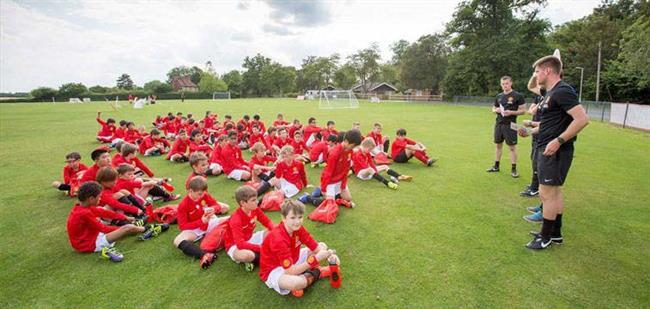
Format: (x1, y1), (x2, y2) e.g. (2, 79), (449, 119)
(297, 55), (339, 91)
(88, 85), (108, 93)
(222, 70), (243, 97)
(166, 66), (203, 84)
(242, 54), (272, 96)
(390, 39), (410, 64)
(198, 73), (228, 93)
(143, 80), (173, 94)
(399, 34), (450, 92)
(58, 82), (87, 98)
(443, 0), (549, 96)
(348, 43), (382, 92)
(30, 87), (58, 101)
(333, 64), (357, 89)
(116, 74), (134, 90)
(603, 15), (650, 102)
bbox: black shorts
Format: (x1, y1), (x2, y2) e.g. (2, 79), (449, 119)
(494, 123), (517, 145)
(393, 151), (410, 163)
(537, 143), (574, 186)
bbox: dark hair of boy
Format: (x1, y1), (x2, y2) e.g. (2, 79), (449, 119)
(217, 135), (227, 143)
(327, 120), (335, 126)
(96, 167), (118, 183)
(91, 148), (109, 161)
(178, 129), (187, 135)
(294, 131), (302, 137)
(308, 117), (316, 124)
(188, 119), (195, 125)
(66, 152), (82, 161)
(150, 129), (160, 135)
(126, 121), (134, 127)
(77, 181), (102, 202)
(326, 134), (338, 143)
(189, 152), (208, 167)
(281, 199), (305, 217)
(268, 127), (277, 134)
(243, 115), (250, 120)
(121, 143), (137, 157)
(119, 120), (127, 126)
(225, 123), (234, 130)
(107, 118), (116, 124)
(168, 115), (175, 121)
(188, 176), (208, 191)
(191, 130), (201, 138)
(336, 131), (345, 143)
(344, 129), (363, 146)
(225, 115), (232, 119)
(396, 128), (407, 136)
(252, 124), (259, 130)
(253, 114), (260, 120)
(167, 112), (173, 116)
(237, 124), (245, 131)
(228, 130), (238, 139)
(176, 112), (183, 116)
(187, 114), (193, 119)
(235, 186), (257, 204)
(205, 111), (211, 117)
(116, 163), (135, 175)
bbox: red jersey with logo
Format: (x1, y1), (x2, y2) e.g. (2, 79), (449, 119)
(67, 204), (126, 252)
(275, 160), (307, 190)
(391, 137), (416, 159)
(320, 144), (352, 191)
(176, 193), (222, 231)
(259, 221), (318, 281)
(223, 207), (274, 252)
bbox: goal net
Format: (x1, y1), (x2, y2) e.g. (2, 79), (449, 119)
(212, 91), (231, 100)
(319, 90), (359, 109)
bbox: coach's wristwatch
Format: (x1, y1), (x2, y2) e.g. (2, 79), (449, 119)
(556, 137), (566, 144)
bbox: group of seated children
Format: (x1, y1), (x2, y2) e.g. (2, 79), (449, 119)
(173, 175), (341, 297)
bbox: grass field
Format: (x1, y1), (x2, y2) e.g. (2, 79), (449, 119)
(0, 98), (648, 308)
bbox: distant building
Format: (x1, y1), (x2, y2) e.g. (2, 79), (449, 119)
(171, 76), (199, 92)
(352, 82), (398, 95)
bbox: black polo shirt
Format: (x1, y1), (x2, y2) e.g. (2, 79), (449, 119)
(537, 80), (580, 147)
(494, 91), (525, 124)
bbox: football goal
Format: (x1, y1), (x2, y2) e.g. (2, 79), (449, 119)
(319, 90), (359, 109)
(212, 91), (231, 100)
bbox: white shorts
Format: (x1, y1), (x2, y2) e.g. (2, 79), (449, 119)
(188, 216), (229, 238)
(265, 248), (310, 295)
(93, 232), (114, 252)
(356, 169), (375, 180)
(109, 138), (123, 148)
(326, 181), (342, 198)
(209, 163), (223, 171)
(226, 230), (266, 262)
(228, 169), (246, 181)
(279, 179), (300, 198)
(306, 134), (316, 147)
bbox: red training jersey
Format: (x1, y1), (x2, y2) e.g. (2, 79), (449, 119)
(259, 221), (318, 281)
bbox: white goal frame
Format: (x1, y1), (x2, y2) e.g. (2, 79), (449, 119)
(318, 90), (359, 109)
(212, 91), (231, 100)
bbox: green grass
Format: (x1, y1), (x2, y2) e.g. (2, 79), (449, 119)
(0, 98), (648, 308)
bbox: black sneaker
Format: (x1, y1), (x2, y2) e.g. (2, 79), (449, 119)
(486, 166), (500, 173)
(529, 231), (563, 244)
(525, 236), (552, 250)
(520, 188), (539, 197)
(511, 170), (519, 178)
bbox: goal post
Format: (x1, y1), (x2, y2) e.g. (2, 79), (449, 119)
(212, 91), (231, 100)
(318, 90), (359, 109)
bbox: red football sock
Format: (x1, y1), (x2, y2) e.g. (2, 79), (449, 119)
(329, 263), (341, 289)
(413, 150), (430, 164)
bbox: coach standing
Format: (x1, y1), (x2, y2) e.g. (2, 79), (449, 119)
(521, 56), (589, 250)
(487, 76), (526, 178)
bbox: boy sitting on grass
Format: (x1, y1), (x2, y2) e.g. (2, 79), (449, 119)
(271, 145), (308, 198)
(167, 129), (190, 162)
(52, 152), (88, 196)
(223, 186), (275, 272)
(173, 176), (230, 270)
(259, 199), (340, 297)
(185, 152), (221, 190)
(67, 182), (168, 262)
(391, 128), (437, 166)
(352, 138), (412, 189)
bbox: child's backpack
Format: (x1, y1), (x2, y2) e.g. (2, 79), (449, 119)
(374, 152), (391, 165)
(200, 219), (229, 253)
(152, 204), (179, 224)
(260, 190), (284, 212)
(309, 199), (339, 224)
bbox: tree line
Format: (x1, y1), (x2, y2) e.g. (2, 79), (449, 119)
(25, 0), (649, 103)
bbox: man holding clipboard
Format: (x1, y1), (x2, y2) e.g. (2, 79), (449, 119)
(487, 76), (526, 178)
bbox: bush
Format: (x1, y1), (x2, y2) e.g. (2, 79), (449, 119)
(30, 87), (58, 101)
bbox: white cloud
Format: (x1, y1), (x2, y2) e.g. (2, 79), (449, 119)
(0, 0), (601, 92)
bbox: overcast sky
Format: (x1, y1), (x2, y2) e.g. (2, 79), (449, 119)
(0, 0), (601, 92)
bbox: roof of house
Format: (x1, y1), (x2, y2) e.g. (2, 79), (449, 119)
(352, 82), (398, 92)
(171, 76), (198, 90)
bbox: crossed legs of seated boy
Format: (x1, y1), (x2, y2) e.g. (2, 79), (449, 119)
(173, 215), (228, 268)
